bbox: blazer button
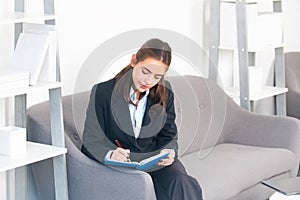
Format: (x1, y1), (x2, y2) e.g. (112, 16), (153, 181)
(74, 134), (79, 140)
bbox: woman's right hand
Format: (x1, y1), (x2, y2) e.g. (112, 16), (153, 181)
(110, 148), (130, 162)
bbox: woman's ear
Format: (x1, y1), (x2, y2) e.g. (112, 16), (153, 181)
(130, 54), (137, 67)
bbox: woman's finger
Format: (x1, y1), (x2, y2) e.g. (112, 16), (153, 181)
(111, 149), (129, 161)
(157, 157), (174, 166)
(115, 148), (130, 157)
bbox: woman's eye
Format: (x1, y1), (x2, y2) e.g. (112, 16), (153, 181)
(142, 69), (149, 74)
(155, 75), (162, 80)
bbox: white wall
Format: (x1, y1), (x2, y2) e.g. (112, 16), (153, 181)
(55, 0), (206, 95)
(283, 0), (300, 52)
(55, 0), (300, 114)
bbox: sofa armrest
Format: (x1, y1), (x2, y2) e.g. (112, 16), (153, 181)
(222, 100), (300, 161)
(66, 136), (156, 200)
(27, 106), (156, 200)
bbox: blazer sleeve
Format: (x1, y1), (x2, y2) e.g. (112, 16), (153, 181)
(81, 84), (115, 163)
(156, 81), (179, 158)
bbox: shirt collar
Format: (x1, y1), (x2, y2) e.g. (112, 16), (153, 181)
(130, 87), (149, 101)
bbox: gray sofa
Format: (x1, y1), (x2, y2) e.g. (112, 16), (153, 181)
(27, 75), (300, 200)
(285, 52), (300, 120)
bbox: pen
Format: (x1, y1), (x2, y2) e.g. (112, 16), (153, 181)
(115, 139), (131, 162)
(115, 139), (123, 148)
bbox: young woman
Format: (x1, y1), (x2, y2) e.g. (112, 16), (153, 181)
(81, 38), (203, 200)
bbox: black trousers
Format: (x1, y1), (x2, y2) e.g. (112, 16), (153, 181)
(148, 159), (203, 200)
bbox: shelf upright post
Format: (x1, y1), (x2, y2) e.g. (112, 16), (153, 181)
(248, 51), (256, 111)
(208, 0), (220, 82)
(13, 1), (27, 199)
(13, 94), (27, 200)
(43, 0), (61, 82)
(49, 87), (69, 200)
(236, 0), (250, 110)
(44, 0), (68, 199)
(14, 0), (23, 47)
(274, 46), (286, 116)
(273, 0), (286, 116)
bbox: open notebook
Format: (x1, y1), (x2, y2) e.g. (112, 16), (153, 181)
(104, 151), (169, 171)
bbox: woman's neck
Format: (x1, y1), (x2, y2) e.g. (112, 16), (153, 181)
(129, 90), (146, 107)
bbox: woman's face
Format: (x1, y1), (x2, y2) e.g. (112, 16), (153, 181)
(131, 57), (168, 92)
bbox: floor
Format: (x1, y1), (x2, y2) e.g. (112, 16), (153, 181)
(269, 192), (300, 200)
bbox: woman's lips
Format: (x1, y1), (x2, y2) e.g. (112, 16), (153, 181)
(140, 84), (148, 90)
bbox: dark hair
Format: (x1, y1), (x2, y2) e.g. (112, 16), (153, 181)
(114, 38), (172, 107)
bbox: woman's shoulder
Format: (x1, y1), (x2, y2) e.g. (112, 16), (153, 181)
(164, 80), (174, 94)
(164, 79), (172, 88)
(91, 78), (114, 93)
(94, 78), (115, 89)
(92, 78), (115, 98)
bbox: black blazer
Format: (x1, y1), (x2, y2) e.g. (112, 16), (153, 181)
(81, 78), (178, 163)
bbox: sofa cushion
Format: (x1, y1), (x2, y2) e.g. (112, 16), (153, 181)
(179, 143), (296, 200)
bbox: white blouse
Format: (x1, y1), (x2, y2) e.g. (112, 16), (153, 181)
(128, 87), (149, 138)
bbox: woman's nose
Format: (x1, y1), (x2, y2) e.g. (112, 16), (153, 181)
(145, 75), (153, 85)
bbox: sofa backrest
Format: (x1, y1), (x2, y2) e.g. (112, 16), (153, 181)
(68, 75), (228, 156)
(285, 52), (300, 90)
(166, 76), (227, 156)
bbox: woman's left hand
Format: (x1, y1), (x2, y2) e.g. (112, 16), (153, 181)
(157, 149), (175, 166)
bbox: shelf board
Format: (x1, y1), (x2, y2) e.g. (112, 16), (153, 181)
(29, 81), (62, 91)
(0, 12), (55, 25)
(0, 141), (67, 172)
(248, 43), (284, 52)
(224, 86), (288, 101)
(221, 0), (259, 3)
(219, 43), (285, 52)
(221, 0), (281, 3)
(0, 86), (28, 99)
(0, 82), (61, 99)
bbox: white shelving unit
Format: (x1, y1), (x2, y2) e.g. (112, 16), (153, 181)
(0, 82), (62, 99)
(209, 0), (287, 115)
(225, 86), (288, 101)
(0, 142), (66, 172)
(0, 12), (55, 25)
(0, 0), (68, 199)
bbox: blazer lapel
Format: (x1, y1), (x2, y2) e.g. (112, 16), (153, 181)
(138, 98), (167, 139)
(110, 92), (139, 147)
